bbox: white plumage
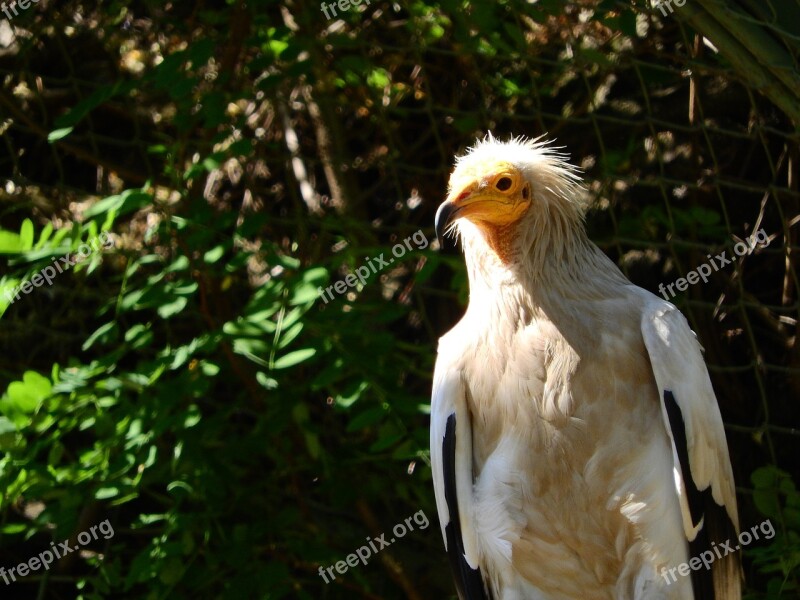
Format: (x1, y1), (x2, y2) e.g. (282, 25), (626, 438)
(431, 136), (740, 599)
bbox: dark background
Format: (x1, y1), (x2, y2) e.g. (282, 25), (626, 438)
(0, 0), (798, 598)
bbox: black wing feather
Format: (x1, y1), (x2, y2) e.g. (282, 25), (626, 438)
(663, 390), (741, 600)
(442, 414), (492, 600)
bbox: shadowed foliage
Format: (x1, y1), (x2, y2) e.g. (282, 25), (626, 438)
(0, 1), (798, 598)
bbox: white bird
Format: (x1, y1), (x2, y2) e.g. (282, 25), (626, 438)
(430, 135), (741, 599)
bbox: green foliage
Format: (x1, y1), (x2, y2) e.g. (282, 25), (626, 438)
(0, 195), (436, 597)
(1, 0), (798, 598)
(747, 467), (800, 598)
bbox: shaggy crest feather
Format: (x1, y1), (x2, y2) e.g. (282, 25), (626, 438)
(445, 134), (617, 293)
(452, 134), (587, 215)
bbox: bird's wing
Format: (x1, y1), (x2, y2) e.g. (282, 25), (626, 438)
(640, 302), (741, 599)
(430, 359), (492, 600)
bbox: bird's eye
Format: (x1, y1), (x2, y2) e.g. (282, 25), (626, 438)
(495, 176), (513, 191)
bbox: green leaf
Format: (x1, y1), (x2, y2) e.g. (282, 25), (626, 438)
(125, 323), (154, 349)
(34, 222), (53, 249)
(165, 256), (190, 273)
(268, 39), (289, 58)
(334, 380), (368, 409)
(256, 372), (278, 389)
(47, 127), (74, 142)
(84, 189), (153, 219)
(157, 296), (188, 319)
(19, 219), (34, 251)
(1, 523), (27, 535)
(347, 406), (387, 432)
(303, 431), (321, 459)
(277, 322), (304, 349)
(95, 486), (120, 500)
(272, 348), (316, 369)
(367, 68), (391, 88)
(0, 416), (18, 451)
(752, 466), (786, 519)
(83, 321), (118, 351)
(4, 371), (52, 414)
(752, 466), (779, 488)
(0, 416), (16, 435)
(369, 432), (404, 453)
(289, 267), (328, 305)
(200, 362), (220, 376)
(203, 245), (226, 264)
(159, 557), (184, 585)
(0, 231), (22, 253)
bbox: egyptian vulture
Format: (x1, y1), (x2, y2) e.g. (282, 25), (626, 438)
(430, 136), (741, 599)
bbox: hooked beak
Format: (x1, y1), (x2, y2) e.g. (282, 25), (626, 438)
(435, 201), (461, 247)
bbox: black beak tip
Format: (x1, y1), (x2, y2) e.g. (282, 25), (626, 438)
(435, 202), (458, 248)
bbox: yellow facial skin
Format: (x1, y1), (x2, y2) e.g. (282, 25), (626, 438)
(436, 161), (532, 256)
(448, 172), (530, 227)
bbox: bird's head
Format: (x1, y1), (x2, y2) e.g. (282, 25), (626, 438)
(435, 135), (587, 267)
